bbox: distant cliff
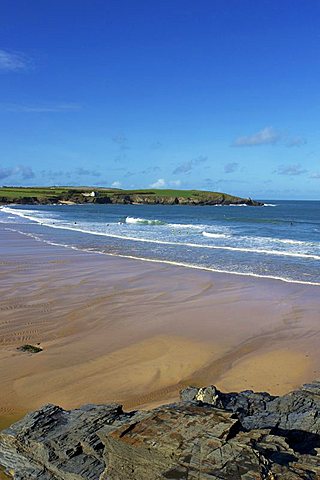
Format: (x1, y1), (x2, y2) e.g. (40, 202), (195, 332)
(1, 381), (320, 479)
(0, 187), (264, 206)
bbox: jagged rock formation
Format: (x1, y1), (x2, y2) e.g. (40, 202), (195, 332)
(1, 382), (320, 479)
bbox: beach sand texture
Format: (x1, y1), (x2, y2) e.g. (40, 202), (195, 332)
(0, 226), (319, 427)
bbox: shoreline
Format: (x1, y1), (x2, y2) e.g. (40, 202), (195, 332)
(0, 224), (320, 429)
(2, 204), (320, 287)
(8, 226), (320, 288)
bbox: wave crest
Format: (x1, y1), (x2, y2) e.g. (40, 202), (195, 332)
(202, 231), (229, 239)
(125, 216), (166, 225)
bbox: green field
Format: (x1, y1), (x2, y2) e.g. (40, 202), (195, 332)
(0, 187), (70, 199)
(0, 186), (261, 206)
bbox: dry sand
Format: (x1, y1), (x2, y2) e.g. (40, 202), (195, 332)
(0, 226), (319, 427)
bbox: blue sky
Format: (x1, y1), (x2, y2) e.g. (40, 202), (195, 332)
(0, 0), (319, 199)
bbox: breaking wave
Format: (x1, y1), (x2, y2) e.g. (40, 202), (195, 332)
(124, 216), (166, 225)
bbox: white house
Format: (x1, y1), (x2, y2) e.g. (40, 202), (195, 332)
(82, 191), (96, 197)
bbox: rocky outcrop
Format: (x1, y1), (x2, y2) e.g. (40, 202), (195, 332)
(106, 193), (263, 206)
(181, 383), (320, 438)
(2, 382), (320, 479)
(0, 189), (264, 207)
(0, 403), (133, 479)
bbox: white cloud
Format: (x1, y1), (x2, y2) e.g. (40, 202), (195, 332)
(170, 179), (181, 186)
(150, 178), (166, 188)
(233, 127), (281, 147)
(0, 49), (29, 72)
(149, 178), (182, 188)
(111, 181), (121, 187)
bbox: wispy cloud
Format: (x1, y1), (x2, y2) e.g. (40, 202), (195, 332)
(173, 155), (207, 174)
(150, 178), (166, 188)
(124, 166), (160, 177)
(233, 127), (307, 149)
(286, 136), (307, 148)
(75, 167), (100, 177)
(149, 178), (182, 188)
(3, 102), (82, 113)
(112, 134), (127, 145)
(233, 127), (281, 147)
(0, 168), (14, 180)
(112, 134), (130, 153)
(224, 162), (239, 173)
(274, 164), (307, 176)
(0, 49), (30, 72)
(140, 166), (160, 175)
(202, 177), (248, 188)
(111, 180), (121, 188)
(18, 165), (35, 179)
(0, 165), (35, 181)
(310, 172), (320, 179)
(203, 178), (214, 188)
(41, 168), (101, 180)
(171, 179), (181, 187)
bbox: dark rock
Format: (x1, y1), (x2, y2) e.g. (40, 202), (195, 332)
(2, 382), (320, 479)
(101, 403), (240, 479)
(180, 382), (320, 436)
(17, 344), (42, 354)
(0, 403), (134, 479)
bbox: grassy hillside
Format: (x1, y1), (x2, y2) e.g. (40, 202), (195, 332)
(0, 186), (262, 206)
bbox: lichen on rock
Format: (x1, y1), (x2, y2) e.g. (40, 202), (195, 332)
(1, 382), (320, 479)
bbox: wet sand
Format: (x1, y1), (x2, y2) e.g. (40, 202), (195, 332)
(0, 226), (320, 426)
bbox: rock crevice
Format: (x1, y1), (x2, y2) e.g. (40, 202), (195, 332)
(1, 382), (320, 479)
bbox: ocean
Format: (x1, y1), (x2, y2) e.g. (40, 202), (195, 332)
(1, 201), (319, 286)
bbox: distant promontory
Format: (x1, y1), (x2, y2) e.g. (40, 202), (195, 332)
(0, 187), (264, 206)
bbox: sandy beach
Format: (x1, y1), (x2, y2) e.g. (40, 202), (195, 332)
(0, 225), (319, 428)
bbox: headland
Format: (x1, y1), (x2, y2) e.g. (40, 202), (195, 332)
(0, 186), (263, 206)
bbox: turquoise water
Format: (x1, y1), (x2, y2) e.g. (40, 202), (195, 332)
(1, 201), (319, 285)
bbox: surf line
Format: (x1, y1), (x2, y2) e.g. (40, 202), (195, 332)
(6, 227), (320, 288)
(2, 207), (320, 261)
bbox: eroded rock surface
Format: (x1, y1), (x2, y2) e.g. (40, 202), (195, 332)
(1, 382), (320, 479)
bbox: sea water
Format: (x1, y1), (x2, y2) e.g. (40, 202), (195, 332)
(1, 201), (319, 285)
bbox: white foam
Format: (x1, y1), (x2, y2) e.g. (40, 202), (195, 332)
(124, 216), (166, 225)
(202, 231), (229, 239)
(275, 238), (305, 245)
(3, 206), (320, 261)
(168, 223), (204, 230)
(6, 227), (320, 287)
(236, 234), (308, 246)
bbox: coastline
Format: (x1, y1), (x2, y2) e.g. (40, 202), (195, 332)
(0, 186), (264, 207)
(0, 224), (320, 428)
(2, 203), (320, 287)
